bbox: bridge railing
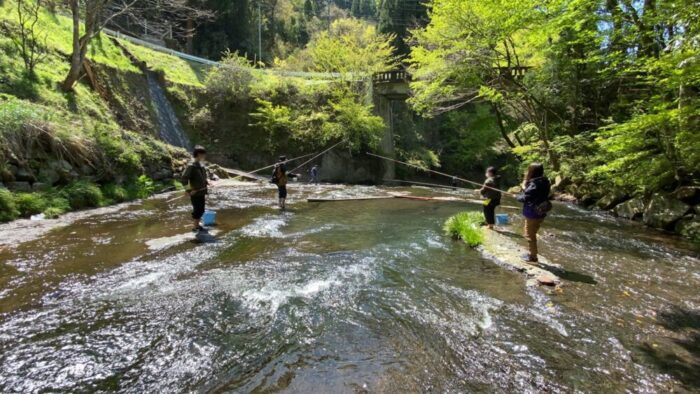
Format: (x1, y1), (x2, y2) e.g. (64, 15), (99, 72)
(372, 70), (411, 84)
(102, 28), (352, 80)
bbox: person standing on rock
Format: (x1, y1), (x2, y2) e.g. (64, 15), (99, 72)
(516, 162), (552, 263)
(182, 145), (210, 232)
(272, 156), (289, 210)
(480, 166), (501, 230)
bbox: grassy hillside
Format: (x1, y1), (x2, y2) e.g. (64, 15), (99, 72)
(0, 0), (194, 222)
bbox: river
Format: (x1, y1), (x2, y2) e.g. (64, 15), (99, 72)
(0, 183), (698, 393)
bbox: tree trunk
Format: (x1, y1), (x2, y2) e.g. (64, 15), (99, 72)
(61, 0), (81, 91)
(493, 104), (516, 148)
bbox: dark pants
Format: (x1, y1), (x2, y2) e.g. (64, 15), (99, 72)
(278, 185), (287, 199)
(191, 194), (206, 220)
(483, 200), (500, 225)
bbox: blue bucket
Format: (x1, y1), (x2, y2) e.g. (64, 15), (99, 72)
(495, 214), (509, 225)
(202, 210), (217, 226)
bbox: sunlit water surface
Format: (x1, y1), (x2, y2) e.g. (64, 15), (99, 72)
(0, 183), (698, 393)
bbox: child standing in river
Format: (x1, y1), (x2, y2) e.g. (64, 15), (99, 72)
(480, 166), (501, 230)
(272, 156), (289, 210)
(182, 146), (210, 232)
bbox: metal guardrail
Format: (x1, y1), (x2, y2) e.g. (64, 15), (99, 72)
(102, 28), (353, 80)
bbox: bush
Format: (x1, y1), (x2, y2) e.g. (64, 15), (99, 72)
(62, 180), (105, 209)
(102, 183), (129, 203)
(444, 211), (484, 247)
(14, 192), (47, 216)
(0, 188), (20, 222)
(42, 206), (64, 219)
(126, 175), (155, 199)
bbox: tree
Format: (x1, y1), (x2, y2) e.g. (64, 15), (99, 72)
(281, 18), (398, 76)
(61, 0), (211, 91)
(0, 0), (46, 76)
(378, 0), (425, 55)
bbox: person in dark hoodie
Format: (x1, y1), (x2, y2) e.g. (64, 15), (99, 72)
(182, 145), (210, 232)
(516, 162), (551, 262)
(480, 166), (501, 230)
(272, 156), (289, 210)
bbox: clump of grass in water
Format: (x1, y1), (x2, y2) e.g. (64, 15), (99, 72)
(444, 211), (484, 247)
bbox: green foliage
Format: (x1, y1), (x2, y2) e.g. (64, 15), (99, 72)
(13, 192), (47, 216)
(0, 188), (20, 222)
(322, 95), (384, 150)
(62, 180), (105, 209)
(126, 175), (156, 199)
(280, 18), (398, 75)
(102, 183), (129, 203)
(205, 51), (254, 102)
(444, 211), (484, 247)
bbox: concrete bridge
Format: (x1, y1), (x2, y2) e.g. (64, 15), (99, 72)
(372, 70), (412, 180)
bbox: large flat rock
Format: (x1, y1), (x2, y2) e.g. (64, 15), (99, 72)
(478, 229), (561, 288)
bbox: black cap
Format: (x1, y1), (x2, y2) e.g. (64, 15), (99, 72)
(193, 145), (207, 157)
(279, 155), (287, 161)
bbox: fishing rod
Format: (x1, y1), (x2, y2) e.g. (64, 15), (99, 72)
(289, 140), (345, 174)
(367, 152), (516, 196)
(383, 178), (477, 191)
(246, 152), (318, 175)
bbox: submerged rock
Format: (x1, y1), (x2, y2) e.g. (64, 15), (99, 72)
(614, 197), (646, 220)
(643, 193), (690, 229)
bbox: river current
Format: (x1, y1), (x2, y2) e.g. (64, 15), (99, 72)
(0, 183), (698, 393)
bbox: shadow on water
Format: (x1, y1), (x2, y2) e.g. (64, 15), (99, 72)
(533, 262), (598, 285)
(495, 228), (598, 285)
(640, 307), (700, 389)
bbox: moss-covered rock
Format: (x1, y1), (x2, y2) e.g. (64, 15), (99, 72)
(614, 197), (646, 220)
(643, 193), (691, 230)
(675, 215), (700, 243)
(596, 190), (629, 210)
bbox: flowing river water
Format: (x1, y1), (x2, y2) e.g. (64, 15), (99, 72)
(0, 183), (698, 393)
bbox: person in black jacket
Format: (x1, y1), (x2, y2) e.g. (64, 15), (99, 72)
(516, 162), (551, 262)
(182, 146), (210, 232)
(480, 166), (501, 229)
(272, 156), (289, 210)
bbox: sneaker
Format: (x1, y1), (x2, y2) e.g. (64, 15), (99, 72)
(521, 254), (538, 263)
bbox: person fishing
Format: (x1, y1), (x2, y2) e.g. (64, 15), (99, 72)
(182, 145), (211, 232)
(480, 166), (501, 230)
(516, 162), (552, 263)
(310, 165), (319, 184)
(272, 156), (290, 210)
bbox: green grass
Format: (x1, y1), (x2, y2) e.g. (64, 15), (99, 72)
(444, 211), (485, 247)
(120, 40), (209, 87)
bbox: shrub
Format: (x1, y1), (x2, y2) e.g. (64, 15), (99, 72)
(62, 180), (105, 209)
(14, 192), (47, 216)
(126, 175), (155, 199)
(444, 211), (484, 247)
(0, 188), (20, 222)
(42, 206), (64, 219)
(102, 183), (129, 203)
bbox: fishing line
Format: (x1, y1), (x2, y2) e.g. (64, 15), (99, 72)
(289, 140), (345, 174)
(367, 152), (517, 196)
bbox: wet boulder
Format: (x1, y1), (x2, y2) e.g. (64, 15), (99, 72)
(614, 197), (646, 220)
(552, 175), (571, 192)
(596, 191), (629, 210)
(643, 193), (691, 229)
(675, 186), (700, 205)
(675, 215), (700, 242)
